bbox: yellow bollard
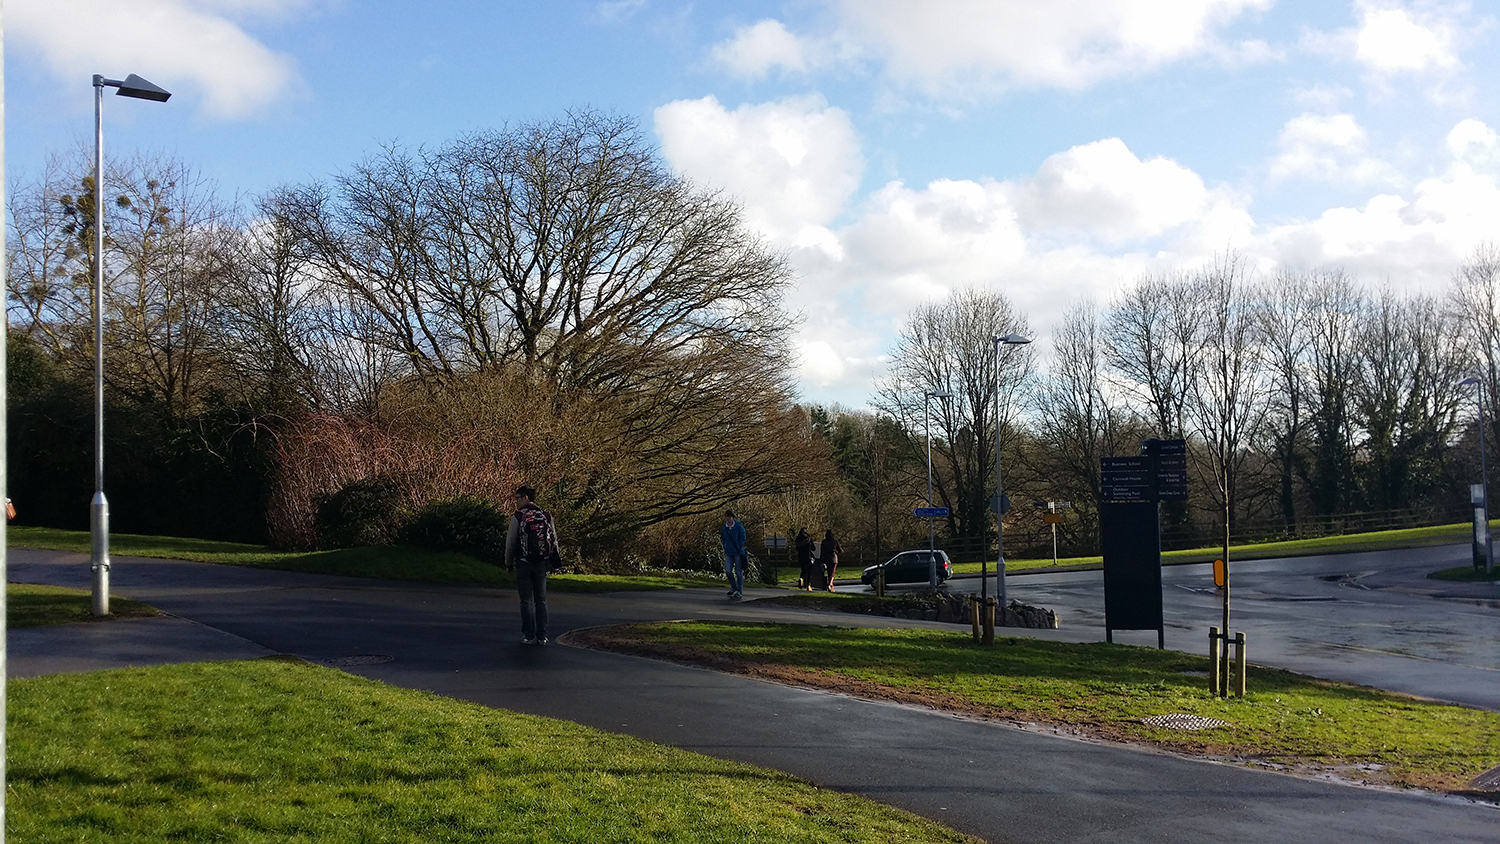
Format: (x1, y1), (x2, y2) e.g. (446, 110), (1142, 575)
(1234, 631), (1247, 698)
(1209, 626), (1222, 696)
(875, 567), (885, 598)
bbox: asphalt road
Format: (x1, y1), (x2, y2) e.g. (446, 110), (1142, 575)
(7, 546), (1497, 843)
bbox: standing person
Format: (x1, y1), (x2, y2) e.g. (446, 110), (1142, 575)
(506, 485), (560, 645)
(720, 510), (747, 600)
(795, 528), (815, 591)
(822, 529), (844, 592)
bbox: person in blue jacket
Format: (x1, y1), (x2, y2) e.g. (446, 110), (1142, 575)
(720, 510), (747, 600)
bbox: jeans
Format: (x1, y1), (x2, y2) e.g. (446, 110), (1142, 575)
(724, 552), (747, 594)
(516, 561), (548, 640)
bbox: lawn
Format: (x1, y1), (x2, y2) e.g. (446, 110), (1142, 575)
(7, 658), (976, 843)
(7, 526), (723, 593)
(575, 621), (1500, 796)
(7, 583), (160, 627)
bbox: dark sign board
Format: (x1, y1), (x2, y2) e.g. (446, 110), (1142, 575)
(1101, 456), (1157, 503)
(1101, 501), (1164, 647)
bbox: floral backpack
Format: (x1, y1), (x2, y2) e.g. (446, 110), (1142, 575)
(516, 505), (562, 570)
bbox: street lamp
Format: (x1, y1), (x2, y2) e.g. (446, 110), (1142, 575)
(90, 73), (171, 616)
(991, 333), (1031, 609)
(1459, 376), (1492, 574)
(924, 389), (952, 588)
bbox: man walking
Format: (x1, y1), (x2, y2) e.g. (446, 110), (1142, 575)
(506, 484), (559, 645)
(720, 510), (747, 600)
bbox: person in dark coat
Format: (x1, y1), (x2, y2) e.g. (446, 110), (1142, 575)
(822, 529), (844, 591)
(795, 529), (815, 590)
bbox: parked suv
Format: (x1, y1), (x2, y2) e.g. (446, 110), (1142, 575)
(860, 550), (952, 586)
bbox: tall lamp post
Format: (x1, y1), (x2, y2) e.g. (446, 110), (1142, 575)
(990, 333), (1032, 607)
(1459, 376), (1493, 574)
(90, 73), (171, 616)
(924, 389), (951, 588)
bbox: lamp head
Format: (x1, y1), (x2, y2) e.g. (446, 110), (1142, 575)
(1459, 377), (1482, 387)
(115, 74), (171, 102)
(996, 333), (1032, 345)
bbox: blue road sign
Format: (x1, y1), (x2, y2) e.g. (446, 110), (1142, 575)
(913, 506), (950, 518)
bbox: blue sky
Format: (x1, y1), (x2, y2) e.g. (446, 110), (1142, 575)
(9, 1), (1500, 407)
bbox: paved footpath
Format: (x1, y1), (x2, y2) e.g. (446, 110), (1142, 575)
(7, 547), (1496, 843)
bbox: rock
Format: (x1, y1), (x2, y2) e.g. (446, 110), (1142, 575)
(923, 609), (938, 621)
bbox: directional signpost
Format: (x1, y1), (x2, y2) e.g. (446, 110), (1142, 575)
(1100, 439), (1187, 649)
(913, 507), (950, 518)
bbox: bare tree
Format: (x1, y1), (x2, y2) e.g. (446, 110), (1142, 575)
(1303, 270), (1363, 516)
(1184, 254), (1268, 553)
(1449, 243), (1500, 492)
(1029, 301), (1135, 550)
(878, 289), (1033, 543)
(1103, 272), (1199, 439)
(1255, 270), (1315, 531)
(263, 112), (810, 553)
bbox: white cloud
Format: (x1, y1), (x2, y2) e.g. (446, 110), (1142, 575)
(660, 93), (1500, 403)
(1269, 113), (1402, 185)
(8, 0), (302, 118)
(1014, 138), (1226, 244)
(654, 95), (864, 242)
(711, 19), (812, 77)
(1353, 3), (1457, 73)
(710, 0), (1273, 96)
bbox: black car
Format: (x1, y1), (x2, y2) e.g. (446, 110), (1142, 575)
(861, 550), (953, 586)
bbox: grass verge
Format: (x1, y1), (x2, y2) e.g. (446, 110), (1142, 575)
(939, 520), (1495, 576)
(7, 583), (161, 627)
(7, 526), (723, 592)
(8, 658), (976, 843)
(572, 621), (1500, 797)
(1429, 566), (1500, 583)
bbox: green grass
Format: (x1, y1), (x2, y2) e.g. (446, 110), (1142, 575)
(6, 526), (723, 593)
(7, 658), (976, 843)
(943, 519), (1499, 577)
(593, 621), (1500, 794)
(7, 583), (161, 628)
(1428, 565), (1500, 582)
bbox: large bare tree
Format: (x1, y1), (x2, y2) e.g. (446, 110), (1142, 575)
(878, 289), (1033, 544)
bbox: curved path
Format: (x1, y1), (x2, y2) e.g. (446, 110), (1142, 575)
(7, 546), (1496, 843)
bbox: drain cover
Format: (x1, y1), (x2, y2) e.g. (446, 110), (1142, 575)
(320, 655), (395, 667)
(1472, 764), (1500, 791)
(1142, 713), (1230, 731)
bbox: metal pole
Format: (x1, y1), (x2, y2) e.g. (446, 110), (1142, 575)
(926, 394), (936, 588)
(1481, 381), (1492, 574)
(992, 335), (1004, 606)
(91, 75), (111, 616)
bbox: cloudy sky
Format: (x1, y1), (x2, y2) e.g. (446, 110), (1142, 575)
(8, 1), (1500, 406)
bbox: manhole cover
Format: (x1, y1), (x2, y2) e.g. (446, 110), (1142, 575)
(1472, 764), (1500, 791)
(1142, 713), (1230, 731)
(320, 655), (395, 667)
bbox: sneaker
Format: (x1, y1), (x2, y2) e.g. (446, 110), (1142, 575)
(521, 636), (537, 645)
(732, 591), (742, 601)
(537, 637), (549, 645)
(727, 590), (737, 598)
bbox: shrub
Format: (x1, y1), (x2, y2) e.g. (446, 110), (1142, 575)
(315, 476), (409, 549)
(402, 496), (510, 565)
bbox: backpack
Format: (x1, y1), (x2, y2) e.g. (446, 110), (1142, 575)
(516, 505), (562, 570)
